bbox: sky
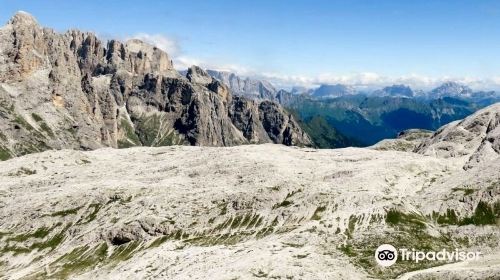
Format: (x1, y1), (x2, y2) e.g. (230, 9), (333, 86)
(1, 0), (500, 90)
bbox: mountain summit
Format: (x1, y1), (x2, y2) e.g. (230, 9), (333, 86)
(430, 81), (474, 98)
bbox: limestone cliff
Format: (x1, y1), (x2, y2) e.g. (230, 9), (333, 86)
(0, 12), (311, 160)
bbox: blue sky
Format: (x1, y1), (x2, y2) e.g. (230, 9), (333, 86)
(1, 0), (500, 89)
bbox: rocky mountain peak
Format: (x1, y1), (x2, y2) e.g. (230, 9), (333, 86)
(378, 84), (414, 97)
(431, 81), (473, 97)
(186, 65), (213, 85)
(7, 11), (38, 27)
(124, 39), (174, 76)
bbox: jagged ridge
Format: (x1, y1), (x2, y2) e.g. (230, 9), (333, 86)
(0, 12), (311, 160)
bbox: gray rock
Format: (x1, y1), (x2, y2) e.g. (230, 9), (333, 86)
(0, 12), (312, 160)
(416, 103), (500, 169)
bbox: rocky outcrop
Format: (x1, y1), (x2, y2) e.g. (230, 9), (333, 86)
(416, 103), (500, 169)
(0, 12), (311, 160)
(371, 129), (433, 152)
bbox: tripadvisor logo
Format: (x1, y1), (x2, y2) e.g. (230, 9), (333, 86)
(375, 244), (397, 267)
(375, 244), (481, 267)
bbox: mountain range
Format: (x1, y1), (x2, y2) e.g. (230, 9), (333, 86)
(0, 12), (311, 161)
(205, 70), (500, 147)
(0, 11), (499, 280)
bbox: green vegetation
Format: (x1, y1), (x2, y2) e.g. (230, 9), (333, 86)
(30, 231), (65, 251)
(51, 206), (82, 217)
(7, 227), (51, 242)
(42, 243), (108, 279)
(459, 201), (498, 226)
(14, 115), (34, 131)
(2, 224), (66, 256)
(344, 215), (359, 238)
(339, 244), (356, 257)
(117, 118), (141, 148)
(31, 113), (43, 122)
(133, 114), (184, 147)
(291, 113), (361, 148)
(287, 94), (479, 146)
(434, 209), (459, 225)
(108, 241), (141, 263)
(38, 121), (55, 137)
(0, 146), (11, 161)
(272, 189), (301, 209)
(341, 216), (453, 279)
(77, 204), (102, 224)
(432, 201), (499, 226)
(451, 187), (476, 196)
(311, 206), (326, 220)
(218, 202), (228, 215)
(385, 209), (426, 229)
(12, 138), (51, 157)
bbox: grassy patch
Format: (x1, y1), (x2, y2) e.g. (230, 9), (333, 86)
(7, 227), (51, 242)
(434, 209), (459, 225)
(118, 118), (141, 148)
(44, 243), (108, 279)
(14, 115), (34, 131)
(432, 201), (499, 226)
(452, 187), (476, 196)
(459, 201), (498, 226)
(0, 147), (11, 161)
(31, 113), (43, 122)
(77, 204), (102, 225)
(51, 206), (82, 217)
(311, 206), (326, 220)
(133, 114), (184, 146)
(30, 231), (65, 251)
(386, 209), (426, 229)
(38, 121), (55, 137)
(108, 241), (141, 263)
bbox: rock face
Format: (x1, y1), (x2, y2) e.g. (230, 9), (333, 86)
(416, 103), (500, 169)
(0, 12), (311, 160)
(206, 69), (277, 101)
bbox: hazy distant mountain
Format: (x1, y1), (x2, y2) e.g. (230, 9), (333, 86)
(373, 84), (414, 97)
(429, 81), (473, 98)
(290, 86), (314, 95)
(286, 95), (484, 146)
(311, 84), (356, 98)
(207, 70), (277, 100)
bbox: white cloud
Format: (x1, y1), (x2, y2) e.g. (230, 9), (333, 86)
(125, 33), (500, 91)
(128, 33), (180, 56)
(255, 72), (500, 91)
